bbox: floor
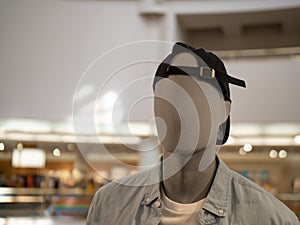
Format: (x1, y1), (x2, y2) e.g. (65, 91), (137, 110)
(0, 216), (85, 225)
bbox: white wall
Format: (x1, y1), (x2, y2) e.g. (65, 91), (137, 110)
(0, 0), (299, 124)
(0, 0), (162, 120)
(227, 58), (300, 123)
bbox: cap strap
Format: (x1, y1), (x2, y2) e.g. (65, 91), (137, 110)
(162, 66), (246, 88)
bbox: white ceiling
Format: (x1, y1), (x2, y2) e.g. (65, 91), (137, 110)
(178, 7), (300, 50)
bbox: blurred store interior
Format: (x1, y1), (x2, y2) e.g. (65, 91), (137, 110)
(0, 0), (300, 224)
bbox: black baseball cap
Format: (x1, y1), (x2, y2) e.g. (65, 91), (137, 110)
(153, 42), (246, 145)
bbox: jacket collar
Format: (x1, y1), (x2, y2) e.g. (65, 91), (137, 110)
(202, 156), (232, 217)
(142, 155), (232, 217)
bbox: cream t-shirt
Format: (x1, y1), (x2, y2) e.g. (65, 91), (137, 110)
(159, 187), (206, 225)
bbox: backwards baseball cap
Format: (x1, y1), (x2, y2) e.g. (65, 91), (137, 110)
(153, 42), (246, 145)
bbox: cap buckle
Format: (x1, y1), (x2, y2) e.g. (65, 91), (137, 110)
(200, 67), (215, 78)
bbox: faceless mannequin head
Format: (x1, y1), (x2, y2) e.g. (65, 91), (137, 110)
(154, 52), (231, 155)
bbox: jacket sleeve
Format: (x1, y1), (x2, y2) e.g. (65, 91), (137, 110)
(86, 189), (102, 225)
(285, 213), (299, 225)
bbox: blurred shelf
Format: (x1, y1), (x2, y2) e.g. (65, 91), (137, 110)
(0, 187), (94, 197)
(277, 193), (300, 202)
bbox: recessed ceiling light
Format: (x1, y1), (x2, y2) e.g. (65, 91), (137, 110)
(67, 143), (75, 151)
(269, 149), (278, 158)
(279, 149), (287, 159)
(243, 143), (253, 152)
(53, 148), (61, 157)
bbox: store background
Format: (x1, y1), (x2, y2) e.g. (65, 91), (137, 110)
(0, 0), (300, 224)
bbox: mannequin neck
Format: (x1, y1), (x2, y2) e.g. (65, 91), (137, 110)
(162, 148), (218, 204)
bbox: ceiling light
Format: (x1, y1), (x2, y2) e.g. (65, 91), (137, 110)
(279, 150), (287, 159)
(0, 143), (4, 151)
(239, 147), (247, 155)
(12, 148), (45, 168)
(243, 143), (253, 152)
(17, 143), (23, 150)
(67, 143), (75, 151)
(269, 149), (278, 158)
(231, 124), (263, 136)
(53, 148), (61, 157)
(294, 135), (300, 144)
(264, 123), (300, 136)
(2, 119), (51, 133)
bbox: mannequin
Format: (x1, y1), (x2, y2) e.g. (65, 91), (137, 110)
(86, 42), (298, 225)
(154, 52), (230, 203)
